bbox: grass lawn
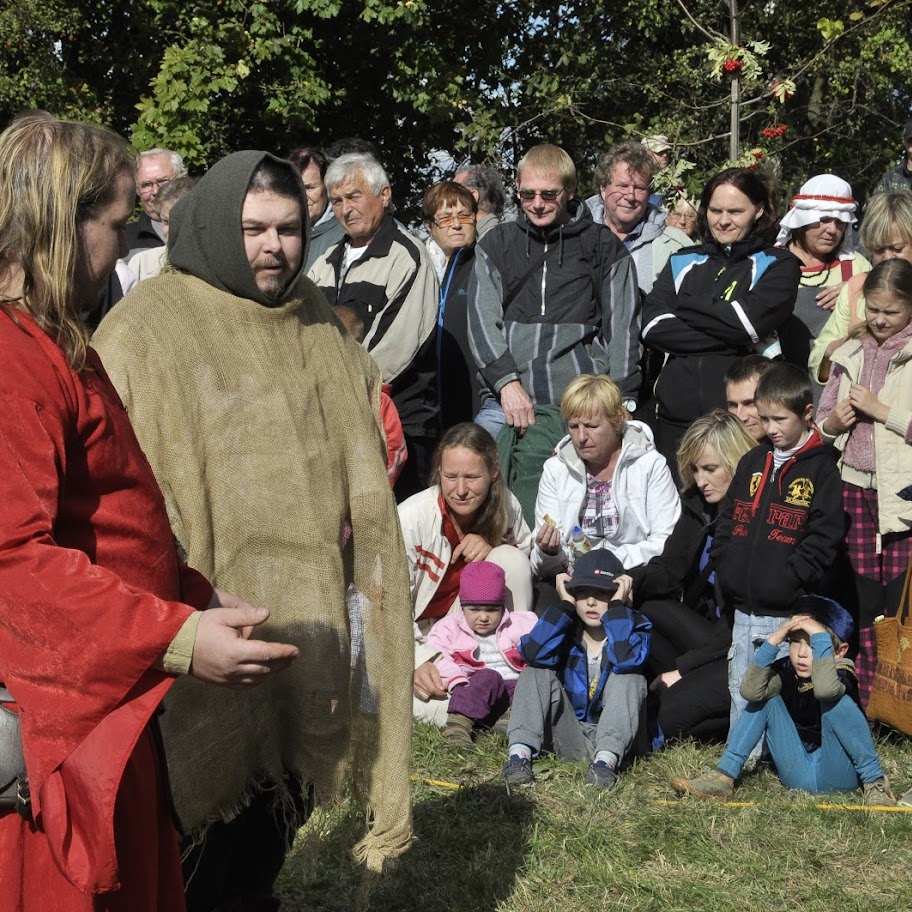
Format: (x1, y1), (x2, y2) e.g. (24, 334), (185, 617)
(277, 724), (912, 911)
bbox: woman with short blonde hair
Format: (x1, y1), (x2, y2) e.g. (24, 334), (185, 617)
(531, 373), (680, 578)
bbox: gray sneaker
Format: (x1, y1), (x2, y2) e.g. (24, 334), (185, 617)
(670, 768), (735, 799)
(502, 755), (534, 791)
(585, 760), (618, 789)
(862, 777), (897, 806)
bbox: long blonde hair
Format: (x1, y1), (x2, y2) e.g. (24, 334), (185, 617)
(676, 410), (756, 493)
(0, 115), (135, 371)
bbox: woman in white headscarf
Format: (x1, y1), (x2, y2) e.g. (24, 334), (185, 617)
(776, 174), (871, 377)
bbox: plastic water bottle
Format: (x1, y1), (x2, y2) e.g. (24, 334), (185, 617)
(569, 526), (591, 568)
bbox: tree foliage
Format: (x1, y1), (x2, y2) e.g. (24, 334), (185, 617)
(1, 0), (910, 218)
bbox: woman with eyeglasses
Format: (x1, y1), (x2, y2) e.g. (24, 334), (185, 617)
(423, 180), (482, 429)
(641, 167), (800, 467)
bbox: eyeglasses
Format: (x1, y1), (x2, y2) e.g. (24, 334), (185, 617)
(433, 214), (475, 229)
(517, 188), (564, 202)
(138, 177), (172, 196)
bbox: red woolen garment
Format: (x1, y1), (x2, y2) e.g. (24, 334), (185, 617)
(0, 311), (213, 910)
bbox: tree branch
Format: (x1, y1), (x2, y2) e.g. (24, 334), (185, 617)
(673, 0), (726, 42)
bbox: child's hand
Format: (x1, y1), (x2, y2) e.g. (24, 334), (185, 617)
(613, 574), (633, 604)
(536, 521), (562, 556)
(789, 613), (828, 636)
(849, 384), (889, 424)
(822, 398), (856, 435)
(767, 617), (798, 646)
(555, 572), (572, 604)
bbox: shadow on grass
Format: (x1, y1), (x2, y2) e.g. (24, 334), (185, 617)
(278, 781), (536, 911)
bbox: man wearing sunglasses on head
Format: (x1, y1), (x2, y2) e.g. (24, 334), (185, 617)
(469, 144), (640, 439)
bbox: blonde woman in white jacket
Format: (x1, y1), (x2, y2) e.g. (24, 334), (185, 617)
(533, 374), (681, 578)
(399, 423), (533, 725)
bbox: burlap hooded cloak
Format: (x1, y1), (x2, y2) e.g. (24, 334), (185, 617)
(92, 151), (413, 870)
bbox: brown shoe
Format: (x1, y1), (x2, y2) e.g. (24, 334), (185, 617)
(671, 769), (735, 799)
(443, 713), (473, 749)
(863, 777), (897, 806)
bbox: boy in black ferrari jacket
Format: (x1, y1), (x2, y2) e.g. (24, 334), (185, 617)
(711, 363), (844, 737)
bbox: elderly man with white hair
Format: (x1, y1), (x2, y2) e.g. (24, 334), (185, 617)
(775, 173), (871, 380)
(126, 147), (186, 255)
(309, 153), (439, 499)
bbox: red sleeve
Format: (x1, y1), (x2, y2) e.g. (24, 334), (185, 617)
(379, 388), (408, 486)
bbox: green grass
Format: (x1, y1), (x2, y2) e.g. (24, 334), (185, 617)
(276, 725), (912, 911)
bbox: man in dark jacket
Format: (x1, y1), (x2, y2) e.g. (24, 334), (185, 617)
(469, 144), (640, 439)
(873, 120), (912, 195)
(287, 145), (346, 270)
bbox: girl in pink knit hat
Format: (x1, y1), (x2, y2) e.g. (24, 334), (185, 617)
(426, 561), (538, 748)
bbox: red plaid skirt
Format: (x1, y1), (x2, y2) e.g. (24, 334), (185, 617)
(843, 483), (912, 582)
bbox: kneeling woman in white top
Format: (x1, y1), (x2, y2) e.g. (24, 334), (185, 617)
(398, 423), (534, 725)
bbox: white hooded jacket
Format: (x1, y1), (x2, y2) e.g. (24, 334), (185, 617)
(530, 419), (681, 576)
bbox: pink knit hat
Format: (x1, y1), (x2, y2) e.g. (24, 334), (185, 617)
(459, 561), (506, 606)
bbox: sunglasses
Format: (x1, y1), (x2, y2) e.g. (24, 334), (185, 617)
(433, 214), (475, 229)
(517, 188), (564, 202)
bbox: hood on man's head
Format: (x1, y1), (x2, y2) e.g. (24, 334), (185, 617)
(167, 150), (311, 305)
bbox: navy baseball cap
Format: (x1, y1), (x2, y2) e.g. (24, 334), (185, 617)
(566, 550), (624, 595)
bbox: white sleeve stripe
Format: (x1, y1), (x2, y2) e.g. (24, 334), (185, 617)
(730, 300), (759, 343)
(641, 313), (676, 338)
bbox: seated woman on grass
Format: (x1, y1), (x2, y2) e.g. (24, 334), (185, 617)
(399, 422), (533, 726)
(531, 373), (680, 581)
(629, 410), (756, 744)
(671, 596), (896, 805)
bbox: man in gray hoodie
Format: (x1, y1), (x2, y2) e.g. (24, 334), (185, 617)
(469, 144), (640, 439)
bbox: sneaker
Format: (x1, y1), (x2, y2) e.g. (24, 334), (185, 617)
(898, 786), (912, 808)
(502, 755), (534, 790)
(862, 777), (897, 807)
(585, 760), (618, 789)
(442, 714), (473, 750)
(670, 769), (735, 799)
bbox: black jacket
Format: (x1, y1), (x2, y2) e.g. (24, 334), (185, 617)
(642, 235), (800, 428)
(712, 430), (845, 618)
(630, 486), (732, 674)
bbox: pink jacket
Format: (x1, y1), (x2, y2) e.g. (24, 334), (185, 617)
(426, 609), (539, 691)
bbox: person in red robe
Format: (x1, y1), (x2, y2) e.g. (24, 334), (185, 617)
(0, 116), (299, 912)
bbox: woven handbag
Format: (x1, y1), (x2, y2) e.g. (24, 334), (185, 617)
(866, 563), (912, 735)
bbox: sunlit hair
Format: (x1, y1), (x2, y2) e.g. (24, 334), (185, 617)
(859, 192), (912, 253)
(517, 144), (577, 194)
(422, 181), (477, 224)
(0, 115), (134, 371)
(455, 165), (506, 217)
(676, 410), (756, 493)
(287, 146), (329, 179)
(851, 258), (912, 341)
(324, 153), (389, 196)
(560, 373), (626, 431)
(430, 422), (508, 546)
(593, 140), (656, 193)
(248, 156), (304, 200)
(136, 147), (185, 179)
(696, 167), (777, 245)
(724, 353), (775, 388)
(754, 362), (812, 417)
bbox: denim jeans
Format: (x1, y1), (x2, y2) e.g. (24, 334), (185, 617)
(718, 694), (885, 791)
(728, 611), (789, 740)
(474, 399), (507, 441)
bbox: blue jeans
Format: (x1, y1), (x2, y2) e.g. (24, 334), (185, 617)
(474, 399), (507, 441)
(728, 611), (788, 743)
(718, 694), (885, 791)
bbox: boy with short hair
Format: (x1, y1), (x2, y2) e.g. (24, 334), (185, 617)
(502, 550), (651, 790)
(671, 596), (895, 804)
(712, 362), (845, 733)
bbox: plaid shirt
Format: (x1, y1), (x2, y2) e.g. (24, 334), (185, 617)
(519, 602), (651, 723)
(580, 473), (619, 540)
